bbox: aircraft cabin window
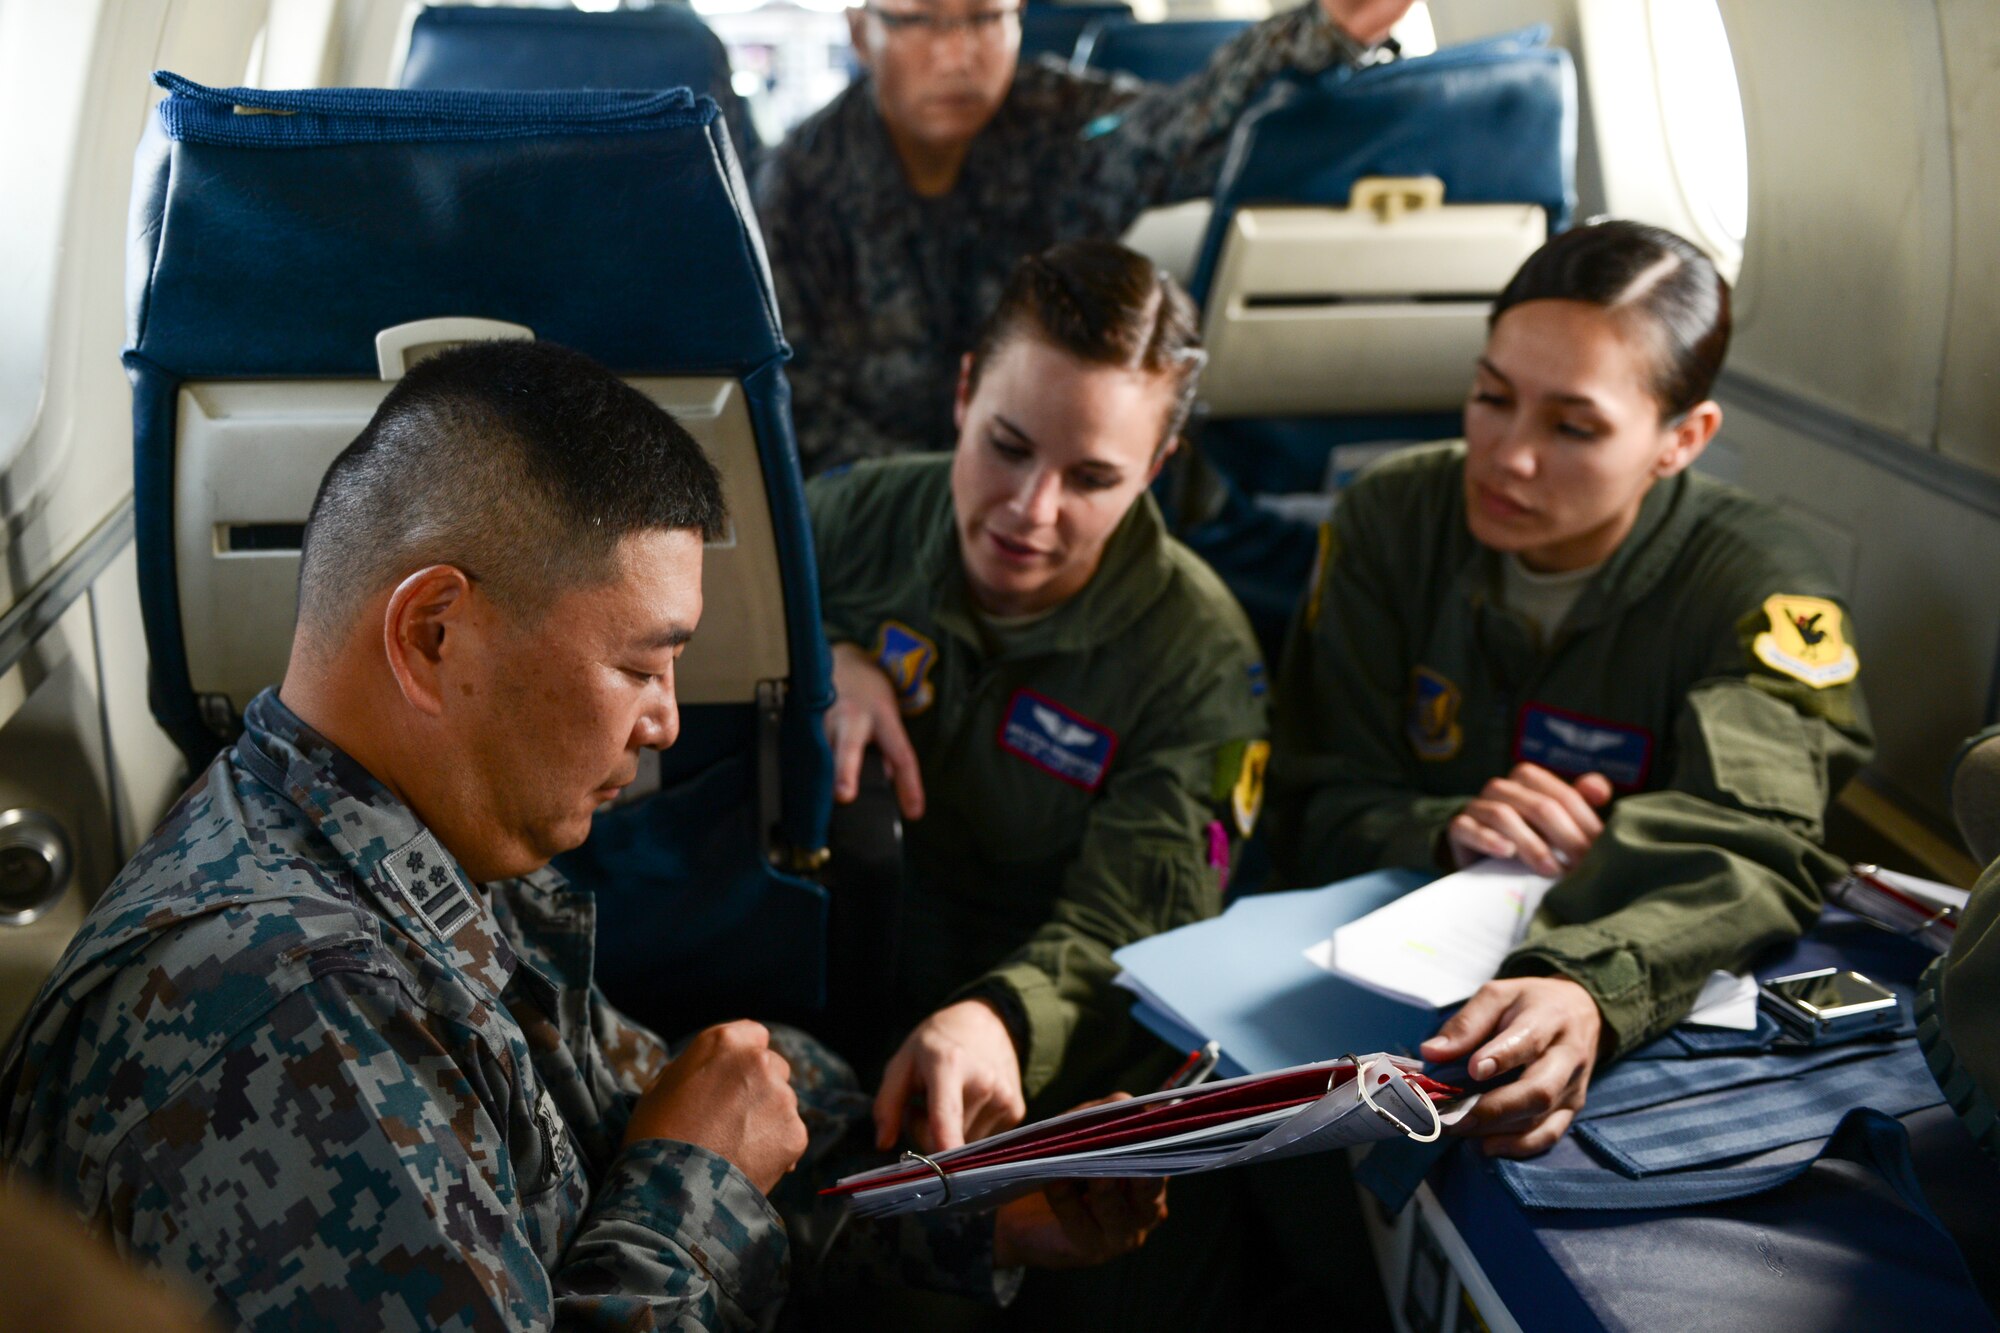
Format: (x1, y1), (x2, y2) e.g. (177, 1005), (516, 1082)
(1648, 0), (1749, 261)
(697, 0), (855, 141)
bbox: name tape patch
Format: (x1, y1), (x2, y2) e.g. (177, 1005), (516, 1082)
(1514, 704), (1653, 790)
(998, 689), (1118, 791)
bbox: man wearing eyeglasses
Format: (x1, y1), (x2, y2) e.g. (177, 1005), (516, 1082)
(756, 0), (1414, 476)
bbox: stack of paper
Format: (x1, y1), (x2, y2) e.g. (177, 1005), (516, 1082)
(1303, 859), (1759, 1031)
(823, 1056), (1466, 1217)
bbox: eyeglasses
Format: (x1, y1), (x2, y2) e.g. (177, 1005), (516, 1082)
(863, 4), (1022, 42)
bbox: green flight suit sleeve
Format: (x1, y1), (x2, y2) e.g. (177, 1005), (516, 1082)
(960, 640), (1269, 1101)
(1074, 3), (1372, 224)
(1499, 595), (1874, 1056)
(1266, 496), (1470, 888)
(1919, 851), (2000, 1162)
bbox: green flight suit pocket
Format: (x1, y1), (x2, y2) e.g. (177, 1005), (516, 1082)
(1688, 682), (1826, 822)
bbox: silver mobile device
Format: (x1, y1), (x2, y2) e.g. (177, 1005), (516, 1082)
(1758, 967), (1900, 1044)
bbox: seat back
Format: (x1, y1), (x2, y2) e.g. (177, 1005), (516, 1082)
(398, 5), (761, 173)
(1075, 18), (1250, 83)
(128, 74), (834, 1028)
(1169, 30), (1575, 658)
(1020, 2), (1134, 63)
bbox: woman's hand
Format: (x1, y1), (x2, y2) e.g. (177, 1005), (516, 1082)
(873, 999), (1027, 1152)
(1420, 976), (1605, 1158)
(827, 641), (926, 821)
(1448, 763), (1614, 877)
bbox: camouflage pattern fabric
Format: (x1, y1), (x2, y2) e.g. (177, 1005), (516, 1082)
(755, 3), (1372, 474)
(0, 689), (1000, 1329)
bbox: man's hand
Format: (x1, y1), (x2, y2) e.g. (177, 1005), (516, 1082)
(994, 1178), (1170, 1270)
(828, 641), (925, 821)
(1320, 0), (1416, 46)
(874, 999), (1026, 1153)
(1448, 763), (1614, 878)
(1421, 977), (1605, 1158)
(624, 1020), (809, 1194)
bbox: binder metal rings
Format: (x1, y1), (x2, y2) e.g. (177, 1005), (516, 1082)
(900, 1149), (953, 1205)
(1350, 1055), (1444, 1144)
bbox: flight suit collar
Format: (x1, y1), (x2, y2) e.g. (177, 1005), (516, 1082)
(1452, 461), (1697, 641)
(923, 487), (1178, 657)
(236, 688), (523, 1003)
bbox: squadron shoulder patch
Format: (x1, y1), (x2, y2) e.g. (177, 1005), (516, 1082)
(1232, 740), (1270, 836)
(1751, 594), (1858, 689)
(1407, 666), (1463, 761)
(873, 620), (938, 716)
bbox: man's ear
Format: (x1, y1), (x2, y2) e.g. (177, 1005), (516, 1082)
(954, 352), (976, 433)
(1656, 400), (1722, 479)
(847, 6), (876, 70)
(382, 565), (478, 717)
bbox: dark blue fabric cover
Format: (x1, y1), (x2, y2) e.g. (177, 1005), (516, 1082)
(1190, 27), (1575, 304)
(1020, 2), (1133, 62)
(126, 72), (834, 1025)
(1078, 18), (1250, 83)
(399, 5), (761, 171)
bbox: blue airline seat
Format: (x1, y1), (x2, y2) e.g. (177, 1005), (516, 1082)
(1172, 28), (1575, 656)
(125, 73), (835, 1031)
(1075, 18), (1251, 83)
(399, 5), (761, 174)
(1020, 2), (1134, 63)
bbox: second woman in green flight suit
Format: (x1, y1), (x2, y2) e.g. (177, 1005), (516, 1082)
(1268, 220), (1874, 1157)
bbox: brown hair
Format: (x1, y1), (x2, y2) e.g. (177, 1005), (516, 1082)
(1491, 218), (1732, 422)
(967, 239), (1207, 452)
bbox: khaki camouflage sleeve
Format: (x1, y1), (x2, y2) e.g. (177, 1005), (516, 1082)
(1501, 597), (1874, 1057)
(963, 650), (1269, 1100)
(1266, 514), (1469, 889)
(111, 973), (787, 1332)
(1074, 3), (1371, 219)
(755, 156), (902, 473)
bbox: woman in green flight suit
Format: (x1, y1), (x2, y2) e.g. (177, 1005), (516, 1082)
(807, 240), (1269, 1159)
(1268, 220), (1874, 1157)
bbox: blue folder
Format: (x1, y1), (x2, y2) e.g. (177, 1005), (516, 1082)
(1114, 869), (1441, 1077)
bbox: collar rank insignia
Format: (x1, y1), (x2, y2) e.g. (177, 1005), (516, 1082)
(999, 689), (1118, 791)
(1407, 666), (1463, 761)
(874, 620), (938, 716)
(1752, 594), (1859, 689)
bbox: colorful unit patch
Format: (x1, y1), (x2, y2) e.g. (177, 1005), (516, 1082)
(998, 689), (1118, 791)
(1752, 594), (1859, 688)
(874, 620), (938, 715)
(1515, 704), (1653, 790)
(1231, 740), (1271, 836)
(1406, 666), (1463, 761)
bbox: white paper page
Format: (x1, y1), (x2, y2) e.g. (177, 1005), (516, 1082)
(1310, 860), (1557, 1009)
(1682, 970), (1758, 1030)
(1873, 867), (1970, 912)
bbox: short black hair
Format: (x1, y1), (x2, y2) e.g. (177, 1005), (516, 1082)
(296, 339), (726, 639)
(1491, 219), (1732, 421)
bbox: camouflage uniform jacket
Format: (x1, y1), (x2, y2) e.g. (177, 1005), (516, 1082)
(756, 3), (1373, 473)
(808, 457), (1269, 1112)
(1267, 444), (1876, 1057)
(0, 689), (786, 1332)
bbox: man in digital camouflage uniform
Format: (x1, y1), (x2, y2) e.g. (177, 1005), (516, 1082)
(0, 342), (1160, 1331)
(755, 0), (1415, 473)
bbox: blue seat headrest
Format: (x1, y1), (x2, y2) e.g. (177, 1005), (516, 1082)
(399, 5), (760, 165)
(1190, 29), (1575, 303)
(1080, 19), (1251, 84)
(129, 73), (786, 379)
